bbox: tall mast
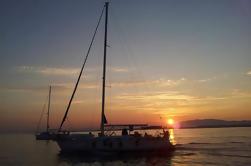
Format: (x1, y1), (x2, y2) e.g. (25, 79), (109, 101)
(100, 2), (109, 136)
(58, 4), (105, 132)
(46, 86), (51, 132)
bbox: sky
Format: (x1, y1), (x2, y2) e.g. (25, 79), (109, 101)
(1, 0), (251, 132)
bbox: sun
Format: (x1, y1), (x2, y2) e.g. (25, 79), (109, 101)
(167, 118), (174, 125)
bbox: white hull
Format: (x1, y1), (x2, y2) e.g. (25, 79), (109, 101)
(55, 134), (174, 153)
(36, 132), (55, 140)
(56, 134), (94, 152)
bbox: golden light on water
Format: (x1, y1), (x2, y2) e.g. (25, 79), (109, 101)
(169, 129), (176, 145)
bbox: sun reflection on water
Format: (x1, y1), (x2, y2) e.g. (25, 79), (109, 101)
(169, 129), (176, 145)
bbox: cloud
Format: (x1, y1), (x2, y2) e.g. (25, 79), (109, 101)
(111, 78), (186, 88)
(110, 67), (129, 73)
(197, 76), (217, 83)
(0, 87), (34, 93)
(115, 91), (195, 101)
(0, 86), (48, 94)
(197, 79), (211, 83)
(16, 66), (79, 76)
(53, 83), (98, 90)
(72, 100), (85, 104)
(0, 82), (98, 94)
(247, 70), (251, 76)
(15, 65), (132, 78)
(113, 89), (251, 110)
(109, 91), (200, 114)
(230, 89), (251, 98)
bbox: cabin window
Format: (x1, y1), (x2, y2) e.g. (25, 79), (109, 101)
(109, 142), (113, 148)
(92, 141), (96, 148)
(119, 141), (122, 147)
(135, 139), (140, 146)
(103, 139), (109, 146)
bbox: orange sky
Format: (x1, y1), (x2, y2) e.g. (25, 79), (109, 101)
(1, 0), (251, 132)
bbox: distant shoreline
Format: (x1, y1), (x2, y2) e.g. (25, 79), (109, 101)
(180, 125), (251, 129)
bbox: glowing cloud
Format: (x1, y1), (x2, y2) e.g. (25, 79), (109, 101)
(197, 76), (217, 83)
(111, 78), (186, 88)
(16, 66), (79, 76)
(110, 67), (129, 73)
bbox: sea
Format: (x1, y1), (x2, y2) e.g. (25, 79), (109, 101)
(0, 127), (251, 166)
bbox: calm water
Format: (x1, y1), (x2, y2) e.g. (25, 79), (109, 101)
(1, 127), (251, 166)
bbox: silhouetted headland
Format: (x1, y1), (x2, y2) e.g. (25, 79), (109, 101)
(180, 119), (251, 129)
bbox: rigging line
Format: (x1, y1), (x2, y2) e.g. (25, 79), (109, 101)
(65, 117), (73, 132)
(36, 99), (47, 133)
(46, 86), (51, 132)
(58, 4), (106, 131)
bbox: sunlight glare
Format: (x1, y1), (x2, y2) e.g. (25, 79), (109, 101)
(167, 118), (174, 125)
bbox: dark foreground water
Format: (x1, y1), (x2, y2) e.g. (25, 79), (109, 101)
(1, 127), (251, 166)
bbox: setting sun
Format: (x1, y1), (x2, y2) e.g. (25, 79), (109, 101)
(167, 118), (174, 125)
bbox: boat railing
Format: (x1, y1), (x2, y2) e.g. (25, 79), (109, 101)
(103, 127), (168, 138)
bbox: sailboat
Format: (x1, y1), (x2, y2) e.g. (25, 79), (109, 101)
(36, 86), (56, 140)
(54, 2), (175, 154)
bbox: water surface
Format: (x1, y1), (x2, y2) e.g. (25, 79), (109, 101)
(1, 127), (251, 166)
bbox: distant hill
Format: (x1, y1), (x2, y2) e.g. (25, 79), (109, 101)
(180, 119), (251, 128)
